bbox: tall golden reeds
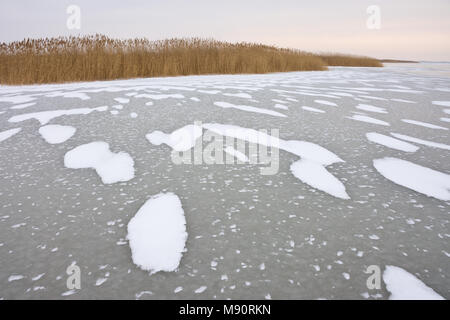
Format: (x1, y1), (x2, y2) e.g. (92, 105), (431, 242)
(318, 53), (382, 67)
(0, 35), (381, 85)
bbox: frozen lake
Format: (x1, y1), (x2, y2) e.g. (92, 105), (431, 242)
(0, 63), (449, 299)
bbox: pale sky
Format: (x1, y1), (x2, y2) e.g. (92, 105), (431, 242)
(1, 0), (449, 61)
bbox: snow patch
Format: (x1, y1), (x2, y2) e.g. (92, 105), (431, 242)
(366, 132), (418, 152)
(64, 141), (135, 184)
(127, 193), (187, 274)
(383, 265), (444, 300)
(39, 125), (76, 144)
(373, 157), (450, 201)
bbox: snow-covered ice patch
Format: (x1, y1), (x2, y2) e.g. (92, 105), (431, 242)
(146, 124), (203, 152)
(401, 119), (448, 130)
(213, 101), (286, 117)
(127, 193), (187, 274)
(366, 132), (418, 152)
(314, 100), (337, 107)
(383, 265), (444, 300)
(432, 101), (450, 107)
(274, 104), (289, 110)
(373, 157), (450, 201)
(223, 93), (252, 99)
(356, 104), (387, 114)
(135, 93), (184, 100)
(290, 159), (350, 199)
(0, 128), (21, 142)
(347, 115), (389, 126)
(64, 141), (135, 184)
(302, 106), (325, 113)
(224, 146), (249, 163)
(10, 102), (36, 110)
(114, 97), (130, 104)
(39, 125), (76, 144)
(8, 106), (108, 125)
(390, 133), (450, 150)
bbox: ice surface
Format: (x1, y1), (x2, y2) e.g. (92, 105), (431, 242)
(127, 193), (187, 274)
(0, 128), (21, 142)
(366, 132), (418, 152)
(39, 125), (76, 144)
(64, 141), (135, 184)
(373, 157), (450, 201)
(213, 101), (286, 117)
(383, 265), (444, 300)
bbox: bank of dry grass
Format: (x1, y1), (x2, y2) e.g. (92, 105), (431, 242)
(319, 53), (382, 67)
(0, 35), (381, 85)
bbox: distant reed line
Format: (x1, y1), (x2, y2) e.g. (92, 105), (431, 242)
(0, 35), (382, 85)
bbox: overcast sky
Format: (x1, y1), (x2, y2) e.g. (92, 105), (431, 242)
(1, 0), (449, 61)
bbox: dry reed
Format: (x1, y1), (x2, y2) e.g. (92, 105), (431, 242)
(0, 35), (381, 85)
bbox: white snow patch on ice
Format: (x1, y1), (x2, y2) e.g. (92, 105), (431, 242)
(302, 106), (325, 113)
(391, 133), (450, 150)
(401, 119), (448, 130)
(224, 146), (249, 162)
(356, 104), (387, 114)
(373, 157), (450, 201)
(213, 101), (286, 117)
(274, 104), (289, 110)
(127, 193), (187, 274)
(39, 125), (76, 144)
(146, 124), (203, 152)
(383, 265), (444, 300)
(366, 132), (418, 152)
(290, 159), (350, 199)
(223, 93), (252, 99)
(0, 95), (35, 104)
(114, 97), (129, 104)
(10, 102), (36, 110)
(347, 115), (389, 126)
(8, 106), (108, 125)
(0, 128), (21, 142)
(64, 141), (135, 184)
(432, 101), (450, 107)
(314, 100), (337, 107)
(135, 93), (184, 100)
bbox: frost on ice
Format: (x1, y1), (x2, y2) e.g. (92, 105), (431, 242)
(64, 141), (135, 184)
(127, 193), (187, 274)
(373, 157), (450, 201)
(39, 125), (76, 144)
(383, 266), (444, 300)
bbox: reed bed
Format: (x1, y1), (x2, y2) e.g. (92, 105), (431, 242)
(0, 35), (381, 85)
(318, 53), (382, 67)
